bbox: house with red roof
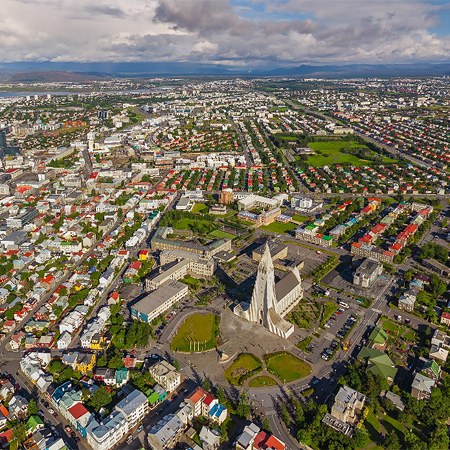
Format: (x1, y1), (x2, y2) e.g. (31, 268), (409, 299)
(235, 423), (285, 450)
(441, 312), (450, 327)
(254, 431), (286, 450)
(108, 291), (120, 305)
(2, 320), (15, 333)
(67, 402), (91, 438)
(201, 394), (218, 417)
(0, 428), (13, 446)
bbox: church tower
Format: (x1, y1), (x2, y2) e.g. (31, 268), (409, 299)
(246, 243), (277, 326)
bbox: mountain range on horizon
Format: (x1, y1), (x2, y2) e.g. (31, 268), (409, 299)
(1, 62), (450, 81)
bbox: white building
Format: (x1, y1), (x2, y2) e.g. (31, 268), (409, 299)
(234, 244), (303, 339)
(115, 389), (149, 429)
(149, 360), (181, 393)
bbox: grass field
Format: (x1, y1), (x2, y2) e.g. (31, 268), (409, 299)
(209, 229), (236, 240)
(173, 218), (216, 233)
(224, 353), (262, 386)
(248, 375), (278, 387)
(381, 318), (403, 335)
(180, 275), (201, 289)
(307, 141), (395, 167)
(264, 352), (311, 383)
(292, 214), (308, 223)
(192, 203), (208, 213)
(260, 222), (297, 234)
(170, 313), (219, 352)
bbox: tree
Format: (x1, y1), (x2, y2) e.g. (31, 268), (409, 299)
(384, 432), (401, 450)
(28, 399), (38, 416)
(262, 417), (271, 432)
(236, 391), (251, 419)
(13, 422), (27, 445)
(279, 403), (290, 427)
(202, 378), (211, 391)
(89, 386), (112, 412)
(97, 354), (107, 367)
(108, 354), (124, 369)
(404, 431), (423, 450)
(428, 423), (450, 450)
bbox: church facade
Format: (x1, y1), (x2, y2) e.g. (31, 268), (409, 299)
(233, 243), (303, 339)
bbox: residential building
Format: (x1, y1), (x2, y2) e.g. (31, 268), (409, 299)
(199, 427), (221, 450)
(85, 411), (128, 450)
(322, 385), (366, 436)
(149, 360), (181, 393)
(147, 414), (185, 450)
(115, 389), (149, 428)
(411, 373), (435, 401)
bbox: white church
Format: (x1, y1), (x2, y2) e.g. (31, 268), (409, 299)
(234, 243), (303, 339)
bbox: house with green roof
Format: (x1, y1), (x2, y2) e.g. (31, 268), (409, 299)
(115, 368), (129, 387)
(27, 415), (44, 434)
(147, 391), (160, 407)
(358, 347), (397, 383)
(368, 326), (389, 351)
(419, 357), (441, 381)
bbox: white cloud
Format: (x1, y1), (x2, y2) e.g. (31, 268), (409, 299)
(0, 0), (448, 64)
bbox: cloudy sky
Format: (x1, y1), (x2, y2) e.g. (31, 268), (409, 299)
(1, 0), (449, 66)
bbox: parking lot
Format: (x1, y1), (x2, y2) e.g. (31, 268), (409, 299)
(305, 301), (359, 365)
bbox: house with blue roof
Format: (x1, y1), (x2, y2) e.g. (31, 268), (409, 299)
(208, 403), (227, 425)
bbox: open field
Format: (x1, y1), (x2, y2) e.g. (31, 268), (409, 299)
(264, 352), (311, 383)
(260, 222), (297, 233)
(307, 141), (396, 167)
(224, 353), (262, 386)
(170, 313), (219, 352)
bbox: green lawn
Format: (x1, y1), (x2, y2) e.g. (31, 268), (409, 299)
(264, 352), (311, 383)
(381, 318), (403, 335)
(209, 229), (236, 240)
(170, 313), (219, 352)
(292, 214), (308, 223)
(224, 353), (263, 386)
(174, 218), (217, 233)
(191, 203), (208, 213)
(260, 222), (297, 234)
(307, 141), (395, 167)
(248, 375), (278, 387)
(180, 275), (201, 289)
